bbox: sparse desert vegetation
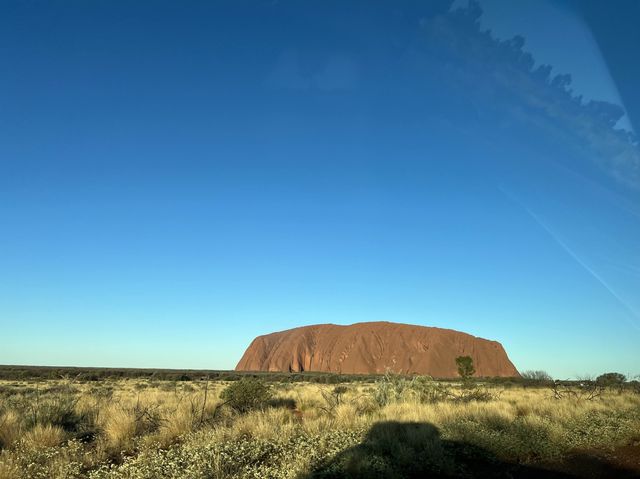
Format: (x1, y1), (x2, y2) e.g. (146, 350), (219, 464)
(1, 369), (639, 478)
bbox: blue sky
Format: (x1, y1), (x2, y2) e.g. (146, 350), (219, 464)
(1, 0), (639, 378)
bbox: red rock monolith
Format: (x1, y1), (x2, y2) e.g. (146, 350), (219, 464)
(236, 321), (519, 377)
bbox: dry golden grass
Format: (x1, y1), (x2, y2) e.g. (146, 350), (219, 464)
(0, 410), (21, 450)
(0, 378), (638, 478)
(100, 405), (138, 450)
(0, 461), (19, 479)
(22, 423), (66, 448)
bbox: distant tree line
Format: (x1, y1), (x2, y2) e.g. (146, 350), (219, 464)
(1, 365), (637, 390)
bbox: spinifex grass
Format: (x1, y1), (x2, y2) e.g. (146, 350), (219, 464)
(0, 378), (638, 478)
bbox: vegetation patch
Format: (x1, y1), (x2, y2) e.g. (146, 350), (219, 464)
(0, 373), (639, 478)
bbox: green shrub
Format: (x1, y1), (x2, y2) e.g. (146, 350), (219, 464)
(220, 378), (272, 414)
(410, 376), (452, 403)
(88, 428), (365, 479)
(596, 372), (626, 388)
(455, 356), (475, 383)
(26, 394), (87, 433)
(444, 415), (559, 463)
(372, 371), (410, 407)
(521, 370), (553, 384)
(454, 386), (496, 403)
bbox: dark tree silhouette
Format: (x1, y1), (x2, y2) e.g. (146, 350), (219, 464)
(455, 355), (475, 380)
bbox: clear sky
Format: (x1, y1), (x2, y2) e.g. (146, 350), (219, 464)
(1, 0), (639, 379)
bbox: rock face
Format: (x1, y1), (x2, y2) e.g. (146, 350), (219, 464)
(236, 321), (519, 377)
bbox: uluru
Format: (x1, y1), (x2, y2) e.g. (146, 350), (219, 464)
(236, 321), (520, 377)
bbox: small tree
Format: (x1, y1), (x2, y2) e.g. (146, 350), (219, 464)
(319, 385), (349, 414)
(455, 356), (475, 381)
(220, 378), (272, 413)
(521, 370), (553, 382)
(595, 372), (626, 388)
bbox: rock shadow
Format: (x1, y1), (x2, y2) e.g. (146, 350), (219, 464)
(302, 421), (639, 479)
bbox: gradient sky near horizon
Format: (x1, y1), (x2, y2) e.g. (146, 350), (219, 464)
(1, 0), (639, 378)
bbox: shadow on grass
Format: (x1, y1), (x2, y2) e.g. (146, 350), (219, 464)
(303, 421), (639, 479)
(267, 397), (297, 410)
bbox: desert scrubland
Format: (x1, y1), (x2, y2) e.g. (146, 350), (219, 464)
(1, 374), (639, 478)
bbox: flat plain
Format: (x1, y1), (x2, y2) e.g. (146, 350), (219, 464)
(0, 373), (639, 478)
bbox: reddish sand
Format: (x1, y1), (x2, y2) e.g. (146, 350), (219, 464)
(235, 321), (520, 377)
